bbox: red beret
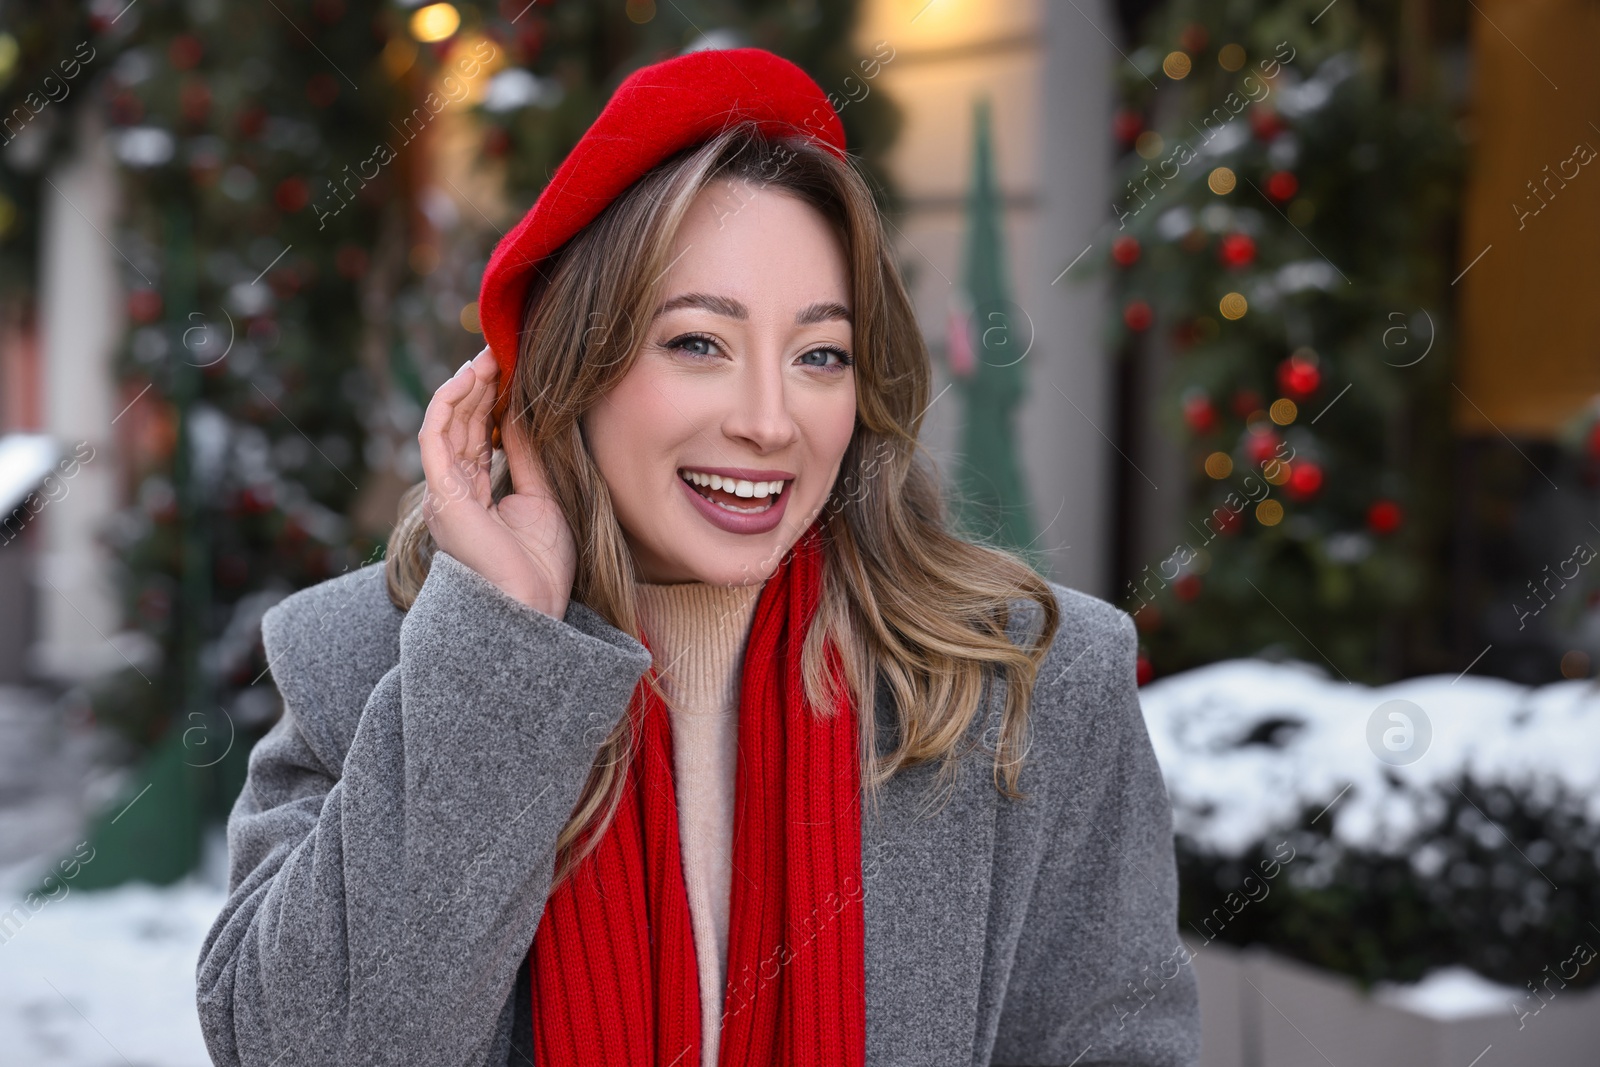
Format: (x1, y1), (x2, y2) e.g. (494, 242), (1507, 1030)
(478, 47), (848, 411)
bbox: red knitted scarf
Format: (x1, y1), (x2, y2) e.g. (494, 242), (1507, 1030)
(527, 520), (867, 1066)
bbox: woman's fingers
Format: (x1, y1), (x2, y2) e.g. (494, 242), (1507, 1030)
(499, 402), (544, 499)
(462, 349), (498, 479)
(419, 356), (486, 515)
(418, 359), (477, 508)
(441, 355), (476, 467)
(441, 351), (496, 504)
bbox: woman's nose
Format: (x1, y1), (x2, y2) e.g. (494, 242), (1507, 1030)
(720, 346), (799, 452)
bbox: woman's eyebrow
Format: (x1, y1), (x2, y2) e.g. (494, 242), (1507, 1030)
(654, 292), (748, 319)
(795, 301), (852, 326)
(651, 293), (852, 326)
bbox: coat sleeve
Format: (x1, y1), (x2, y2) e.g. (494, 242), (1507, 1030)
(990, 608), (1201, 1067)
(195, 550), (654, 1067)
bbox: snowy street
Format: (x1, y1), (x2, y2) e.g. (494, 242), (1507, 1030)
(0, 683), (225, 1067)
(0, 868), (225, 1067)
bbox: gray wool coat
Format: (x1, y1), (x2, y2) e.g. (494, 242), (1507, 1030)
(195, 549), (1201, 1066)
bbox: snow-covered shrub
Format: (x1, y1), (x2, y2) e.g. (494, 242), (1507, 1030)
(1140, 660), (1600, 988)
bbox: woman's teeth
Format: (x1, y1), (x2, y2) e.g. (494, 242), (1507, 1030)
(678, 469), (787, 513)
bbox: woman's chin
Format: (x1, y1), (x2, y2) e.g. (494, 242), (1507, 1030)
(654, 546), (784, 587)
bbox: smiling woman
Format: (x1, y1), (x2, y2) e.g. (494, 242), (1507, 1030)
(197, 47), (1199, 1067)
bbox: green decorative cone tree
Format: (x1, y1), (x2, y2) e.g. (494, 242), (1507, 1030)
(949, 98), (1037, 565)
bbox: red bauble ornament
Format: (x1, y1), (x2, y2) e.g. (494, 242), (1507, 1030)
(1245, 427), (1281, 465)
(1277, 353), (1321, 399)
(1287, 460), (1323, 501)
(1250, 108), (1287, 141)
(1134, 604), (1163, 633)
(1367, 499), (1403, 535)
(237, 106), (267, 139)
(1112, 235), (1141, 267)
(181, 81), (211, 124)
(1179, 23), (1209, 53)
(1265, 170), (1299, 202)
(110, 91), (144, 126)
(1123, 299), (1154, 332)
(1215, 507), (1243, 536)
(1231, 389), (1264, 418)
(1112, 108), (1145, 146)
(240, 484), (276, 514)
(274, 177), (309, 213)
(1218, 233), (1256, 269)
(1586, 420), (1600, 460)
(128, 289), (163, 324)
(1136, 653), (1155, 686)
(1183, 392), (1217, 434)
(1174, 573), (1202, 602)
(169, 35), (203, 71)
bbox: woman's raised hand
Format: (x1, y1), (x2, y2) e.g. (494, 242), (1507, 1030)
(418, 348), (577, 618)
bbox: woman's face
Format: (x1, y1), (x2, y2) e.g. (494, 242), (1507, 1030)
(581, 178), (858, 585)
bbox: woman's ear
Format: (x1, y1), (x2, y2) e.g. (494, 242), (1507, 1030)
(490, 388), (508, 451)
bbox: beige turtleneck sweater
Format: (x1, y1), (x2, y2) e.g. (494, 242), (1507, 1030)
(632, 578), (765, 1067)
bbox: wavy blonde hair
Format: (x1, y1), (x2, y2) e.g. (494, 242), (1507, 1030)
(385, 124), (1060, 885)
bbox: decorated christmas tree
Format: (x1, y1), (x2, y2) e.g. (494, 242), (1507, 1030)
(1083, 0), (1464, 684)
(3, 0), (897, 887)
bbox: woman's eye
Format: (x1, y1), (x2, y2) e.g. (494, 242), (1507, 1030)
(664, 333), (720, 358)
(796, 348), (851, 374)
(800, 346), (854, 371)
(662, 335), (852, 370)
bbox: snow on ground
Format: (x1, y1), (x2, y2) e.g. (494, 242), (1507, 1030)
(1373, 965), (1527, 1020)
(0, 833), (227, 1067)
(1137, 659), (1600, 855)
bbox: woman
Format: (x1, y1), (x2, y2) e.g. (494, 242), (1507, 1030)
(197, 47), (1199, 1067)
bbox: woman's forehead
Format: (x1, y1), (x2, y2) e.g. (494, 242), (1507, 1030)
(657, 182), (852, 317)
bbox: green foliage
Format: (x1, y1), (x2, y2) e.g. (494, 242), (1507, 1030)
(1180, 778), (1600, 990)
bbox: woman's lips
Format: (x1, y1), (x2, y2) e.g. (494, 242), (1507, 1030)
(675, 471), (791, 535)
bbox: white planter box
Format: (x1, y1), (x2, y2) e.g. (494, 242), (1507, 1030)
(1190, 939), (1600, 1066)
